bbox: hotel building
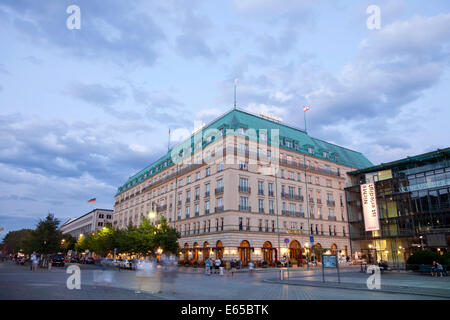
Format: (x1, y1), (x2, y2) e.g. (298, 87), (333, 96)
(113, 109), (372, 265)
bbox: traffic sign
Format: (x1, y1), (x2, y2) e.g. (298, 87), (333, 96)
(310, 236), (314, 243)
(284, 238), (289, 244)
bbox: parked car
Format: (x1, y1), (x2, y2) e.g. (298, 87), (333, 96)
(85, 257), (95, 264)
(113, 259), (121, 268)
(51, 254), (65, 267)
(70, 257), (79, 263)
(101, 258), (114, 266)
(120, 259), (132, 269)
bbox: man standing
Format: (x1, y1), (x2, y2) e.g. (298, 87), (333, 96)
(214, 257), (221, 274)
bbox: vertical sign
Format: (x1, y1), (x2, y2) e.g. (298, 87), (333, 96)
(360, 183), (380, 231)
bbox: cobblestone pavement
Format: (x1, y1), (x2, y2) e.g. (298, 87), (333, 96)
(0, 261), (444, 300)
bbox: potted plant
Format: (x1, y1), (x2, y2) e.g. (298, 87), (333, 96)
(262, 260), (268, 268)
(193, 261), (198, 268)
(289, 259), (298, 267)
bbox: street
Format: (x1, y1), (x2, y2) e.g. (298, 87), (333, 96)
(1, 261), (448, 300)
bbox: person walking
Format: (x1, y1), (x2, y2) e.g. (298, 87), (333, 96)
(30, 253), (37, 271)
(230, 259), (237, 276)
(214, 257), (221, 274)
(437, 263), (444, 277)
(248, 261), (254, 275)
(205, 258), (211, 275)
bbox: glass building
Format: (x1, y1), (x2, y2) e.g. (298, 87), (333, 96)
(345, 148), (450, 266)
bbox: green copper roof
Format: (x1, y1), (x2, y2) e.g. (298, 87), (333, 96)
(116, 108), (373, 195)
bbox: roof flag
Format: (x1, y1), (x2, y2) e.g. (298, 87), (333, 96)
(304, 106), (310, 112)
(88, 198), (96, 203)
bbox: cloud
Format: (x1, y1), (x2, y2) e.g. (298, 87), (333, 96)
(65, 82), (126, 106)
(0, 0), (166, 66)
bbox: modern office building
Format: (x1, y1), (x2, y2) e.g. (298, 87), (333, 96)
(60, 208), (114, 239)
(114, 108), (372, 265)
(345, 148), (450, 265)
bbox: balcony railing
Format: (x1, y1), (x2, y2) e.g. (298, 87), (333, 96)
(279, 158), (340, 177)
(239, 205), (251, 212)
(281, 193), (304, 201)
(282, 210), (302, 217)
(269, 209), (275, 214)
(186, 198), (191, 203)
(258, 189), (264, 196)
(327, 200), (335, 207)
(328, 216), (337, 221)
(156, 204), (167, 212)
(238, 186), (251, 193)
(205, 209), (210, 215)
(268, 191), (274, 197)
(195, 195), (200, 201)
(259, 208), (265, 213)
(177, 200), (182, 206)
(215, 206), (224, 213)
(215, 187), (224, 195)
(205, 191), (210, 198)
(316, 199), (322, 205)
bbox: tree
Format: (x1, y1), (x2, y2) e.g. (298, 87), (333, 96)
(60, 234), (77, 253)
(1, 229), (34, 254)
(20, 214), (63, 254)
(131, 218), (157, 257)
(154, 216), (180, 255)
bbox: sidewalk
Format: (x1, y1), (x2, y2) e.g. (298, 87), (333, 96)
(265, 270), (450, 299)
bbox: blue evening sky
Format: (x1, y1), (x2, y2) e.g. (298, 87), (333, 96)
(0, 0), (449, 238)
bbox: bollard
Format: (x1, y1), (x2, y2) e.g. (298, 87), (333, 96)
(361, 263), (363, 273)
(280, 269), (284, 280)
(219, 267), (224, 276)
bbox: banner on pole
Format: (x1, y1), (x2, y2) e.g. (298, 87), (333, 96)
(360, 182), (380, 231)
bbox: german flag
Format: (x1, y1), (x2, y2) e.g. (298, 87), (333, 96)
(88, 198), (96, 203)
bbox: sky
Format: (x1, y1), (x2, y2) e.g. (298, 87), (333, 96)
(1, 0), (449, 239)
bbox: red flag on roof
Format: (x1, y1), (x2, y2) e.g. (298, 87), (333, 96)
(88, 198), (96, 203)
(303, 106), (310, 112)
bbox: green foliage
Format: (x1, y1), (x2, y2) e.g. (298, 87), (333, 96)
(74, 216), (180, 257)
(60, 234), (76, 253)
(21, 214), (62, 254)
(1, 229), (34, 253)
(406, 250), (445, 265)
(154, 216), (180, 255)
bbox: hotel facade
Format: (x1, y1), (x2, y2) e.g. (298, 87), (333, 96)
(113, 109), (372, 265)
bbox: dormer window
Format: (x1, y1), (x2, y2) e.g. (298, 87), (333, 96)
(308, 147), (314, 155)
(239, 127), (247, 135)
(260, 132), (266, 141)
(323, 151), (329, 159)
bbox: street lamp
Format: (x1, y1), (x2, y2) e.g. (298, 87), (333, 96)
(148, 211), (156, 225)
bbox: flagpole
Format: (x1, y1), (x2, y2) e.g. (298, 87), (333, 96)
(304, 108), (307, 133)
(234, 78), (238, 109)
(168, 129), (171, 152)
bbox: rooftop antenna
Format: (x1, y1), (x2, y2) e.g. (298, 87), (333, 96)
(234, 78), (238, 109)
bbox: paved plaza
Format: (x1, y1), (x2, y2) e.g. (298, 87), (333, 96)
(1, 261), (449, 300)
